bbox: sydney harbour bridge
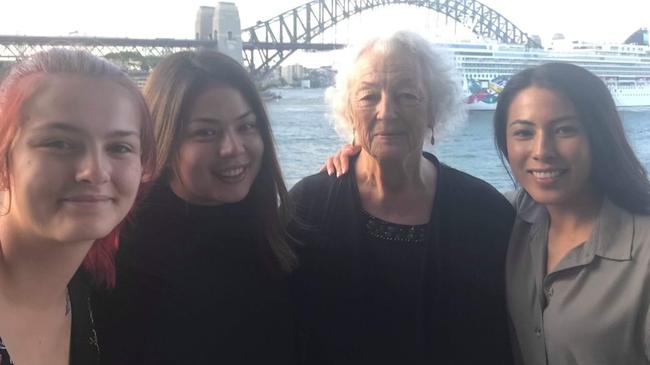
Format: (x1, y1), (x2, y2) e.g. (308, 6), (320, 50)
(0, 0), (540, 78)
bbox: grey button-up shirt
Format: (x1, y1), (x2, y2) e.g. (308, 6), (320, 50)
(506, 191), (650, 365)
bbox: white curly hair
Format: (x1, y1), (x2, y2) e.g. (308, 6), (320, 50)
(326, 30), (467, 143)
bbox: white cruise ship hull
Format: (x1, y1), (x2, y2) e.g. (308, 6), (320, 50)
(444, 40), (650, 110)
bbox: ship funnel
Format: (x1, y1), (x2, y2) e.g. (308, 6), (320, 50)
(624, 28), (649, 46)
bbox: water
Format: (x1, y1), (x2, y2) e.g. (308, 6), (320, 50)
(268, 88), (650, 191)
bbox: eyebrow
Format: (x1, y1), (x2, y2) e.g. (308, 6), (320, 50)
(356, 82), (380, 90)
(190, 110), (255, 124)
(32, 122), (139, 137)
(508, 115), (578, 127)
(107, 130), (140, 138)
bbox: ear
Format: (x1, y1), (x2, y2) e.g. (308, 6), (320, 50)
(141, 171), (155, 184)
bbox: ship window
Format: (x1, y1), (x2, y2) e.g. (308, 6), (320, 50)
(228, 31), (233, 40)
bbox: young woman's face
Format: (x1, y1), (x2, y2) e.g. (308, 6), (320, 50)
(170, 84), (264, 205)
(4, 75), (143, 244)
(506, 86), (595, 207)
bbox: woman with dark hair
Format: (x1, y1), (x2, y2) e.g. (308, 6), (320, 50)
(494, 62), (650, 364)
(97, 50), (297, 364)
(0, 48), (155, 365)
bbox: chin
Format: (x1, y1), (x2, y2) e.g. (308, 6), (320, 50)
(54, 219), (119, 243)
(218, 190), (250, 204)
(526, 188), (571, 207)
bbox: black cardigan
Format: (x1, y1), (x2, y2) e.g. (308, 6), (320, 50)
(0, 269), (99, 365)
(288, 153), (515, 365)
(93, 182), (297, 365)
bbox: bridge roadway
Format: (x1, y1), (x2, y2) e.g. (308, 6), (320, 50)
(0, 35), (343, 59)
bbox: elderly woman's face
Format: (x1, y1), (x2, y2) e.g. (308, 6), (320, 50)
(349, 48), (429, 162)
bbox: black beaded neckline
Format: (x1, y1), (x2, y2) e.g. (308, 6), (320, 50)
(362, 210), (427, 243)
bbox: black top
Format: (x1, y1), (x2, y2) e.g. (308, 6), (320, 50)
(360, 210), (427, 359)
(288, 153), (515, 365)
(0, 269), (100, 365)
(93, 182), (297, 365)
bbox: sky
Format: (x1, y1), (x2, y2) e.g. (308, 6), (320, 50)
(2, 0), (649, 66)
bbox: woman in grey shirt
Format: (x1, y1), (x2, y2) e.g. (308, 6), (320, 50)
(494, 62), (650, 365)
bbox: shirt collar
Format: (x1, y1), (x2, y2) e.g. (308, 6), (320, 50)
(591, 198), (634, 261)
(518, 192), (634, 262)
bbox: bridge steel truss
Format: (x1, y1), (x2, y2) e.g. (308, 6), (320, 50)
(0, 35), (220, 62)
(242, 0), (541, 76)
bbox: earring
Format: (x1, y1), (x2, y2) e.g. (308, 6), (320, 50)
(430, 127), (435, 145)
(352, 128), (356, 146)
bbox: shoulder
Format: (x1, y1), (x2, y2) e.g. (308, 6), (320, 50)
(290, 171), (339, 199)
(437, 161), (514, 217)
(629, 210), (650, 251)
(289, 171), (350, 229)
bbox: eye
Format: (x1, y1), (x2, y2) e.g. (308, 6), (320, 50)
(397, 92), (421, 106)
(358, 93), (380, 104)
(191, 128), (218, 138)
(238, 121), (259, 133)
(555, 125), (579, 136)
(511, 129), (534, 139)
(42, 140), (75, 150)
(108, 143), (135, 154)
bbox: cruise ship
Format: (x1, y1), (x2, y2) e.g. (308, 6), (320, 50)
(443, 28), (650, 110)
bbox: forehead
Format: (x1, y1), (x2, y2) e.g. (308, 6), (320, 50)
(351, 47), (423, 85)
(189, 83), (254, 120)
(22, 74), (141, 133)
(507, 86), (578, 125)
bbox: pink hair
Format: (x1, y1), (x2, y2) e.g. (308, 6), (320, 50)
(0, 49), (156, 287)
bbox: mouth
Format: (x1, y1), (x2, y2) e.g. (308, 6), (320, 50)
(62, 195), (113, 203)
(213, 164), (250, 183)
(375, 131), (404, 137)
(527, 168), (567, 181)
(60, 195), (114, 210)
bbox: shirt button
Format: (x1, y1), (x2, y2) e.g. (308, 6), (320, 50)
(535, 327), (542, 337)
(545, 287), (554, 298)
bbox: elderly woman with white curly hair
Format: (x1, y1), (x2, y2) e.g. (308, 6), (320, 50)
(288, 30), (515, 364)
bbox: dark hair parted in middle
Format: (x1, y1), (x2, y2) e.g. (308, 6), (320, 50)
(494, 62), (650, 214)
(144, 50), (296, 272)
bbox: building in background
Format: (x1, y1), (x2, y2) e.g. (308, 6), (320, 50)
(194, 2), (242, 63)
(280, 64), (305, 86)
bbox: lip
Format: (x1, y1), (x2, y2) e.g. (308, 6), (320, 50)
(62, 195), (113, 203)
(374, 131), (405, 137)
(373, 131), (406, 141)
(526, 168), (568, 183)
(212, 164), (250, 183)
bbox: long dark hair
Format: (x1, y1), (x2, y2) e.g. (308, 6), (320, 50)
(494, 62), (650, 214)
(144, 50), (296, 272)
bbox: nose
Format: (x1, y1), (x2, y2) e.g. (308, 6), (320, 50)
(75, 148), (110, 184)
(532, 131), (556, 162)
(377, 92), (397, 120)
(218, 130), (245, 156)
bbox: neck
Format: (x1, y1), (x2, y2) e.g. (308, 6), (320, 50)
(0, 223), (92, 311)
(545, 189), (603, 234)
(356, 149), (429, 194)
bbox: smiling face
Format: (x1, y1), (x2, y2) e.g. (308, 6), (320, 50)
(169, 84), (264, 205)
(506, 86), (596, 207)
(348, 47), (430, 163)
(3, 75), (143, 244)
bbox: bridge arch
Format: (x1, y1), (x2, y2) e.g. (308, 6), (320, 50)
(242, 0), (540, 76)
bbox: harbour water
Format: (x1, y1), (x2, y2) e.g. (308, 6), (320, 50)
(268, 88), (650, 191)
